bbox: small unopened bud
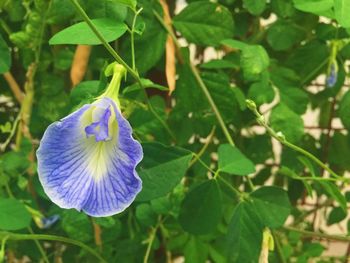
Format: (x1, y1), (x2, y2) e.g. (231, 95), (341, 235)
(246, 99), (257, 111)
(276, 131), (285, 142)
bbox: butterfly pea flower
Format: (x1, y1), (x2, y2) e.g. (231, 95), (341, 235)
(36, 63), (143, 217)
(326, 61), (338, 88)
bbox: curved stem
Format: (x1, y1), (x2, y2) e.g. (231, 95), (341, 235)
(189, 126), (216, 168)
(283, 141), (343, 180)
(217, 176), (241, 197)
(284, 226), (350, 242)
(153, 9), (235, 146)
(189, 63), (235, 146)
(246, 100), (344, 182)
(143, 217), (162, 263)
(28, 227), (50, 263)
(130, 8), (143, 71)
(69, 0), (175, 140)
(0, 231), (107, 263)
(69, 0), (138, 80)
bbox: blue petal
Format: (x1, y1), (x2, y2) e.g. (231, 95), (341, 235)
(36, 98), (143, 217)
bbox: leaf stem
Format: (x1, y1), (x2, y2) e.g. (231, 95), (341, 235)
(271, 231), (287, 263)
(143, 217), (162, 263)
(284, 226), (350, 242)
(69, 0), (175, 140)
(217, 176), (241, 197)
(28, 227), (50, 263)
(69, 0), (138, 80)
(246, 99), (346, 182)
(189, 126), (216, 168)
(130, 8), (143, 71)
(153, 9), (235, 146)
(0, 231), (107, 263)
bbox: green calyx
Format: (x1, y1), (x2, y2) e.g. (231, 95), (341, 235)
(98, 62), (127, 107)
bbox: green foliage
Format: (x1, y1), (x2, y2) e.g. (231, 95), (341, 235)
(218, 144), (255, 175)
(173, 2), (234, 46)
(0, 199), (31, 230)
(49, 18), (127, 45)
(136, 143), (192, 201)
(179, 180), (222, 235)
(0, 35), (10, 73)
(1, 0), (350, 262)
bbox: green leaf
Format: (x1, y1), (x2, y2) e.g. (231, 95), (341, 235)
(227, 202), (263, 263)
(329, 132), (350, 170)
(221, 39), (249, 50)
(241, 45), (270, 81)
(121, 16), (167, 74)
(179, 180), (222, 235)
(122, 79), (168, 94)
(49, 18), (127, 45)
(0, 151), (30, 177)
(0, 198), (31, 230)
(293, 0), (334, 16)
(269, 104), (304, 143)
(334, 0), (350, 27)
(200, 59), (238, 70)
(184, 236), (209, 263)
(267, 20), (305, 51)
(339, 90), (350, 130)
(173, 2), (234, 46)
(243, 0), (266, 15)
(279, 86), (309, 115)
(135, 203), (157, 226)
(271, 0), (296, 18)
(202, 72), (242, 123)
(82, 0), (128, 21)
(318, 181), (347, 212)
(218, 144), (256, 176)
(116, 0), (136, 10)
(250, 186), (291, 228)
(248, 78), (275, 105)
(327, 206), (347, 225)
(62, 210), (93, 242)
(0, 34), (11, 73)
(70, 81), (101, 106)
(286, 40), (329, 81)
(47, 0), (75, 24)
(136, 143), (192, 201)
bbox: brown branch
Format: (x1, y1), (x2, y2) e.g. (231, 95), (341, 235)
(3, 72), (24, 103)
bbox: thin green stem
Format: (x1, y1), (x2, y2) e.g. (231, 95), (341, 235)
(272, 231), (287, 263)
(189, 127), (216, 168)
(0, 111), (21, 152)
(246, 100), (345, 182)
(69, 0), (175, 140)
(0, 236), (9, 263)
(0, 231), (107, 263)
(189, 63), (235, 146)
(143, 217), (162, 263)
(69, 0), (138, 80)
(217, 176), (241, 197)
(28, 227), (50, 263)
(284, 226), (350, 242)
(283, 141), (343, 180)
(301, 57), (328, 85)
(130, 8), (143, 70)
(153, 9), (235, 146)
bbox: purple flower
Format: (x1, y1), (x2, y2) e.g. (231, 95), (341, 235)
(326, 62), (337, 88)
(41, 215), (60, 229)
(36, 65), (143, 217)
